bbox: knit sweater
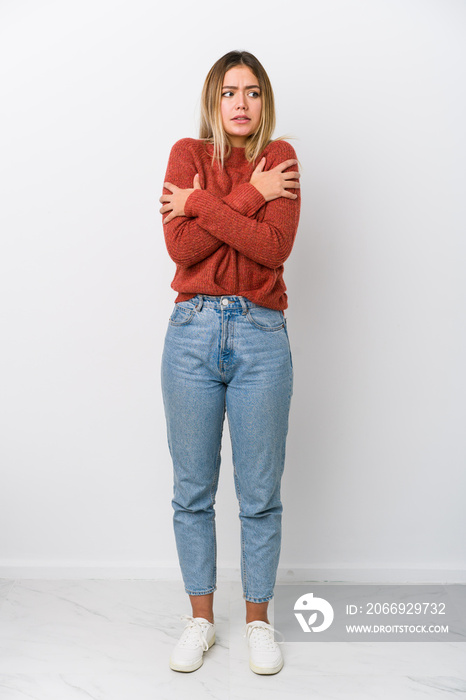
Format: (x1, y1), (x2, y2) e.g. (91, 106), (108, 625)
(161, 137), (300, 310)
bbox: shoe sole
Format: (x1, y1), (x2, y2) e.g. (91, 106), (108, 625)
(250, 657), (284, 675)
(169, 633), (216, 672)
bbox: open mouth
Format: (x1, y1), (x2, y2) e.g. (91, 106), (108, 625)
(232, 117), (250, 122)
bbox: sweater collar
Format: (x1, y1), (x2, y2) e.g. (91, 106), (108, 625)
(204, 141), (248, 166)
(225, 145), (248, 166)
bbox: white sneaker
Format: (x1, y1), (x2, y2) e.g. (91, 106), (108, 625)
(169, 615), (216, 672)
(244, 620), (285, 675)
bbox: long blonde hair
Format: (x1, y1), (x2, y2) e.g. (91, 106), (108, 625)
(200, 51), (276, 168)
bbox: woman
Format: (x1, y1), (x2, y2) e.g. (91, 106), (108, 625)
(159, 50), (300, 675)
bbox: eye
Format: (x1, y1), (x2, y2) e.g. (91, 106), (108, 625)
(248, 91), (260, 98)
(222, 91), (234, 97)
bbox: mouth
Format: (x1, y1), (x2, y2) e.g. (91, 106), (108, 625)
(232, 116), (250, 122)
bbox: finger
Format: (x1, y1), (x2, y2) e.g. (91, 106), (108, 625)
(282, 170), (301, 179)
(163, 211), (174, 224)
(283, 181), (300, 188)
(159, 194), (172, 203)
(159, 204), (173, 214)
(193, 173), (201, 189)
(273, 159), (298, 172)
(283, 191), (298, 199)
(163, 181), (176, 192)
(252, 157), (266, 174)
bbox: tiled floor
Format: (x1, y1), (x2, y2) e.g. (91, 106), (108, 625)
(0, 578), (465, 699)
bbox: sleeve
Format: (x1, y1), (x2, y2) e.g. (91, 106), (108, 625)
(221, 182), (266, 217)
(184, 140), (301, 268)
(162, 139), (224, 266)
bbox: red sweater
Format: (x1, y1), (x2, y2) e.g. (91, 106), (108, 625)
(161, 137), (300, 310)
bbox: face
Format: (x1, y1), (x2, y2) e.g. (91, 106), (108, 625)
(220, 65), (262, 147)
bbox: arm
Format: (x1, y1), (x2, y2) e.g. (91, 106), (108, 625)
(221, 182), (266, 217)
(184, 141), (301, 268)
(161, 139), (224, 266)
(161, 139), (266, 267)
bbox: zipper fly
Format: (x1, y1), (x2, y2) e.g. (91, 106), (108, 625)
(219, 307), (234, 376)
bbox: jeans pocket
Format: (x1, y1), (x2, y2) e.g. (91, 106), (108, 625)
(246, 306), (285, 332)
(168, 301), (196, 326)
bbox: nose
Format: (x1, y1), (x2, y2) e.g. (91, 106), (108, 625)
(235, 91), (248, 110)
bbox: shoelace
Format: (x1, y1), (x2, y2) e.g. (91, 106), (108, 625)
(178, 614), (212, 651)
(242, 621), (285, 648)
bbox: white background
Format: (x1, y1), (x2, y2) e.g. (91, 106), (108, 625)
(0, 0), (465, 580)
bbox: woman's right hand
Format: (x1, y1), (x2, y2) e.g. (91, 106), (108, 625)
(249, 158), (300, 202)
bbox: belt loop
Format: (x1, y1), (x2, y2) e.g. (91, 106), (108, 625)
(195, 295), (204, 312)
(239, 296), (248, 315)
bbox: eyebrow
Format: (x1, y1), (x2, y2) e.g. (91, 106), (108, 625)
(222, 85), (261, 90)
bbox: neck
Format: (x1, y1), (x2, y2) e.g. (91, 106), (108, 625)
(229, 138), (246, 148)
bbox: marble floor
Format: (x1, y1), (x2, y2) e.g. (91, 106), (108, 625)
(0, 578), (465, 699)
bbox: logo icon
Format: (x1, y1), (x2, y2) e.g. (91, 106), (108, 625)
(294, 592), (334, 632)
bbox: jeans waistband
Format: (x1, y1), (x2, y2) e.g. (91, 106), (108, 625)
(191, 294), (259, 313)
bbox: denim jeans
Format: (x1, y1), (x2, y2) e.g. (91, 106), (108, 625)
(161, 295), (293, 603)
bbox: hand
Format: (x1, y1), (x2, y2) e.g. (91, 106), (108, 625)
(249, 158), (300, 202)
(159, 174), (201, 223)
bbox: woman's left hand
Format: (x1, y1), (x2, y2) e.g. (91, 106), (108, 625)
(159, 174), (201, 223)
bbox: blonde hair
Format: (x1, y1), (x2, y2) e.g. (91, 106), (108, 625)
(199, 51), (276, 168)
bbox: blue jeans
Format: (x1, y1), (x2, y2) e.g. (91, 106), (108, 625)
(161, 295), (293, 603)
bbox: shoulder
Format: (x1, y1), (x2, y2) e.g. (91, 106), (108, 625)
(169, 137), (208, 156)
(262, 138), (298, 161)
